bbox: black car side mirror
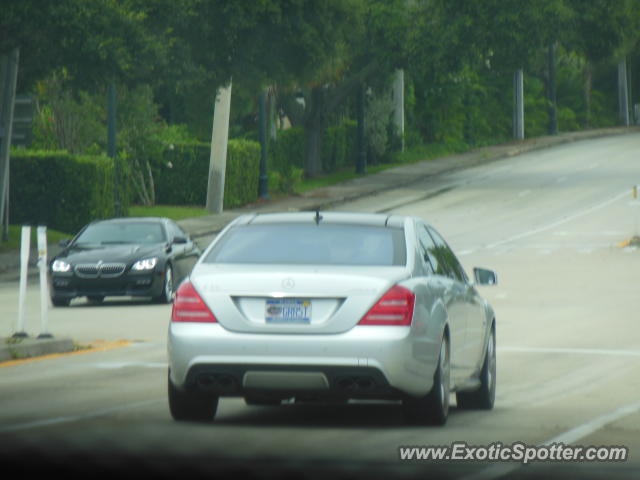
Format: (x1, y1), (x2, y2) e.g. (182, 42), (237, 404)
(473, 267), (497, 286)
(173, 236), (188, 245)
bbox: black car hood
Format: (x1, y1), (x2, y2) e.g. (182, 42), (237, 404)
(56, 243), (164, 265)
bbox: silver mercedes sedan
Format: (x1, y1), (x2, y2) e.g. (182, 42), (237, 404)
(168, 212), (497, 425)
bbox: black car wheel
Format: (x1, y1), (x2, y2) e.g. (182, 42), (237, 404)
(153, 264), (174, 304)
(52, 297), (70, 307)
(403, 335), (450, 426)
(457, 325), (496, 410)
(168, 373), (218, 422)
(245, 394), (282, 406)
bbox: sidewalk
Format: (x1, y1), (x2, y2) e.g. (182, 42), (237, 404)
(1, 126), (638, 362)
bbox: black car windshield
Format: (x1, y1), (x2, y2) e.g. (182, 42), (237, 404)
(75, 222), (166, 245)
(204, 223), (406, 266)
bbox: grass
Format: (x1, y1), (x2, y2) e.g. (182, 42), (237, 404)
(294, 142), (467, 194)
(128, 204), (210, 220)
(0, 225), (70, 253)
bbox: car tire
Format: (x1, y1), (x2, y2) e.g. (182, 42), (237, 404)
(153, 264), (174, 304)
(51, 297), (70, 307)
(456, 325), (496, 410)
(168, 374), (218, 422)
(244, 394), (282, 406)
(87, 296), (104, 304)
(402, 335), (450, 426)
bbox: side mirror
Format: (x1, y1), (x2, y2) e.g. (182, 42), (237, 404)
(473, 267), (497, 286)
(173, 236), (188, 245)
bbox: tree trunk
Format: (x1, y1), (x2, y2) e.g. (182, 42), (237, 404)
(304, 120), (323, 178)
(303, 86), (325, 178)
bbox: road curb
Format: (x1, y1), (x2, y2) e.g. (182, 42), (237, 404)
(0, 337), (76, 363)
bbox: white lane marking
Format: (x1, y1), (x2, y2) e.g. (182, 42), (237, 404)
(485, 190), (629, 249)
(0, 399), (163, 434)
(462, 398), (640, 480)
(517, 243), (611, 249)
(498, 346), (640, 357)
(543, 399), (640, 445)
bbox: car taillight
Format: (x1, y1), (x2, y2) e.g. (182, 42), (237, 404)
(171, 281), (217, 323)
(358, 285), (415, 326)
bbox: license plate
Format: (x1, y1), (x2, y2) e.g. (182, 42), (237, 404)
(265, 298), (311, 324)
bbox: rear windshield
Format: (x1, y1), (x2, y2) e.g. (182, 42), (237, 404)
(204, 223), (406, 266)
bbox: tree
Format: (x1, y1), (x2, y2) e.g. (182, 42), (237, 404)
(564, 0), (635, 126)
(0, 0), (172, 90)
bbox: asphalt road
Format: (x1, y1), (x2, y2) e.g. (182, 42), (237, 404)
(1, 135), (640, 479)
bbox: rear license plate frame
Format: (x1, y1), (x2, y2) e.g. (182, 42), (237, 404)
(265, 298), (311, 324)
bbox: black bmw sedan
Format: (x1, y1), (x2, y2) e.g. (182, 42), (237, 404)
(49, 217), (201, 306)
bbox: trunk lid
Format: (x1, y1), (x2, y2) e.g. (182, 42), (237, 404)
(190, 264), (410, 334)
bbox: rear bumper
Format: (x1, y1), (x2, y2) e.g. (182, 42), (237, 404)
(181, 363), (400, 400)
(168, 323), (440, 398)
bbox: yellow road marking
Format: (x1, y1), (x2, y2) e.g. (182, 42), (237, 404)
(618, 239), (631, 248)
(0, 339), (133, 368)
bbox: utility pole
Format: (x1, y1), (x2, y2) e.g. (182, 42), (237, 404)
(392, 69), (405, 151)
(0, 48), (19, 242)
(618, 58), (630, 126)
(547, 44), (558, 135)
(513, 69), (524, 140)
(356, 83), (367, 174)
(258, 89), (269, 200)
(206, 80), (232, 214)
(107, 82), (121, 217)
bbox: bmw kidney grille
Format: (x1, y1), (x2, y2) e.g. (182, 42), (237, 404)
(75, 262), (126, 278)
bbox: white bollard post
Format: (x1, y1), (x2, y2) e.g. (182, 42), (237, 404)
(634, 186), (639, 239)
(37, 225), (52, 339)
(15, 224), (31, 338)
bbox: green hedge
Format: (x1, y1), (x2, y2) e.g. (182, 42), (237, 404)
(322, 120), (357, 172)
(268, 121), (358, 190)
(154, 139), (261, 208)
(9, 150), (116, 234)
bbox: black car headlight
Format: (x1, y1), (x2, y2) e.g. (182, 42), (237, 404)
(132, 257), (158, 271)
(51, 260), (72, 273)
